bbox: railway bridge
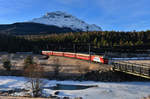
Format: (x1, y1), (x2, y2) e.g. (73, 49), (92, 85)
(112, 61), (150, 79)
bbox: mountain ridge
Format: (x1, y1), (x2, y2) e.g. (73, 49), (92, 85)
(31, 11), (102, 31)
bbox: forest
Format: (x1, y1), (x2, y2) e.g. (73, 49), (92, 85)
(0, 30), (150, 53)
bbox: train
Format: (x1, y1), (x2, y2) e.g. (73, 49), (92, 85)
(42, 51), (108, 64)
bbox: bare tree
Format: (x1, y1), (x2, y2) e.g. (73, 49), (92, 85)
(2, 58), (12, 71)
(24, 64), (44, 97)
(76, 61), (89, 74)
(52, 58), (62, 78)
(76, 61), (82, 74)
(23, 55), (34, 69)
(76, 61), (90, 80)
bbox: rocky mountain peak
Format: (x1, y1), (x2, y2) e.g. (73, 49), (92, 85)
(31, 11), (102, 31)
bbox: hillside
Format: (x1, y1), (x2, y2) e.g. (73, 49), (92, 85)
(0, 22), (75, 35)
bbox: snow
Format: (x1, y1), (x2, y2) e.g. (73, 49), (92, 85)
(30, 11), (102, 31)
(0, 76), (150, 99)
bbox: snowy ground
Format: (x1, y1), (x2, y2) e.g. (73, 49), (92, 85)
(0, 76), (149, 99)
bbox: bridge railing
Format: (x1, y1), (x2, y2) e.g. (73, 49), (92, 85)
(112, 61), (150, 79)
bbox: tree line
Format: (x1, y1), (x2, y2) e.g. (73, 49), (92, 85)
(0, 30), (150, 53)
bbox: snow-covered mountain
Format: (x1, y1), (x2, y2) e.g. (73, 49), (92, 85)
(31, 11), (102, 31)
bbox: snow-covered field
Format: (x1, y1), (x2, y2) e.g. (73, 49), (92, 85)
(0, 76), (149, 99)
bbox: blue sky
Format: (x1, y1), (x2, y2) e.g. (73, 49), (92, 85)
(0, 0), (150, 31)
